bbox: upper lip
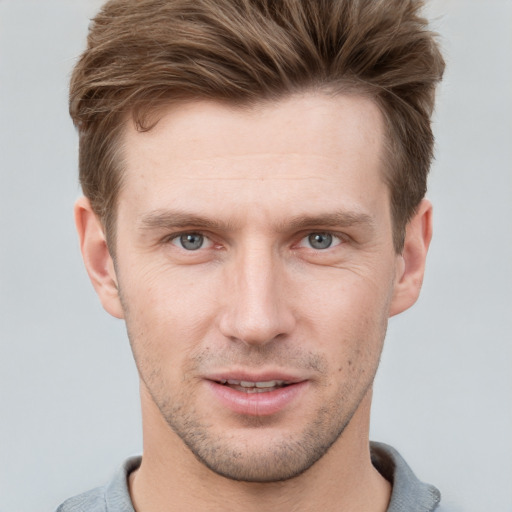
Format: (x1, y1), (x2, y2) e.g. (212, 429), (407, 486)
(204, 371), (307, 385)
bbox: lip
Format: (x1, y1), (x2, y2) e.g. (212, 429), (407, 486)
(204, 372), (308, 416)
(206, 370), (305, 385)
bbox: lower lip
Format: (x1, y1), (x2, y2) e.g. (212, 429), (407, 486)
(206, 380), (308, 416)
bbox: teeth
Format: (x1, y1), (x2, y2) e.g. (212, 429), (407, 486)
(255, 380), (282, 388)
(223, 379), (286, 388)
(243, 387), (278, 393)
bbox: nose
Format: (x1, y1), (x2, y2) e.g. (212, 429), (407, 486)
(218, 244), (296, 347)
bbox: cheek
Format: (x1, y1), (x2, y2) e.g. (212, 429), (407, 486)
(299, 267), (392, 329)
(121, 259), (218, 319)
(297, 270), (391, 370)
(118, 264), (220, 367)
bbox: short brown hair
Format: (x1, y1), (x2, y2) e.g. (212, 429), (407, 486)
(70, 0), (444, 251)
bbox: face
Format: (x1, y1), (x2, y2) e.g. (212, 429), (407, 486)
(94, 94), (408, 482)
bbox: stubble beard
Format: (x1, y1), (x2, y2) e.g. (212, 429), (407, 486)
(120, 287), (388, 484)
(158, 386), (372, 483)
(138, 348), (378, 483)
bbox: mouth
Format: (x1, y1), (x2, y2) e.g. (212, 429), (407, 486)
(205, 374), (308, 416)
(215, 379), (292, 393)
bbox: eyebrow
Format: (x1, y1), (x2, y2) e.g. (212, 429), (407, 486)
(139, 210), (238, 232)
(138, 209), (375, 233)
(286, 211), (375, 232)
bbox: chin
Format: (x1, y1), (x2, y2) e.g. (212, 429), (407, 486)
(164, 404), (353, 483)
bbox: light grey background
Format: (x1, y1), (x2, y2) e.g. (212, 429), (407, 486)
(1, 1), (511, 511)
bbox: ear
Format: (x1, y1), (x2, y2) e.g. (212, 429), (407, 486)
(389, 199), (433, 317)
(74, 197), (124, 319)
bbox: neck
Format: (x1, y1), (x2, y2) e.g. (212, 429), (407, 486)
(129, 385), (390, 512)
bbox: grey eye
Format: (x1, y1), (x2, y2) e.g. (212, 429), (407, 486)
(307, 233), (333, 249)
(178, 233), (204, 250)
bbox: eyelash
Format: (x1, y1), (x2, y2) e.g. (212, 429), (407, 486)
(165, 231), (345, 252)
(168, 232), (214, 251)
(297, 232), (344, 250)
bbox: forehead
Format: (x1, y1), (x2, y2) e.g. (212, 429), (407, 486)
(125, 93), (383, 162)
(119, 93), (387, 218)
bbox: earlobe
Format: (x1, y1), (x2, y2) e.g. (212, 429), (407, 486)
(74, 197), (124, 319)
(389, 199), (433, 317)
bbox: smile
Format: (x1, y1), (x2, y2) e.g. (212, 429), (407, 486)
(206, 377), (307, 416)
(217, 379), (290, 393)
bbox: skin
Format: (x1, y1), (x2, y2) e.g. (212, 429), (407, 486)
(76, 93), (432, 512)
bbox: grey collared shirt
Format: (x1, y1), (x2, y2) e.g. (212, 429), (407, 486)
(56, 442), (447, 511)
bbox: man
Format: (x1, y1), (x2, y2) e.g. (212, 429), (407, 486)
(58, 0), (446, 510)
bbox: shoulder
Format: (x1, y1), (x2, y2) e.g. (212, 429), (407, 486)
(371, 442), (445, 512)
(56, 485), (106, 512)
(55, 457), (141, 512)
(371, 442), (463, 512)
